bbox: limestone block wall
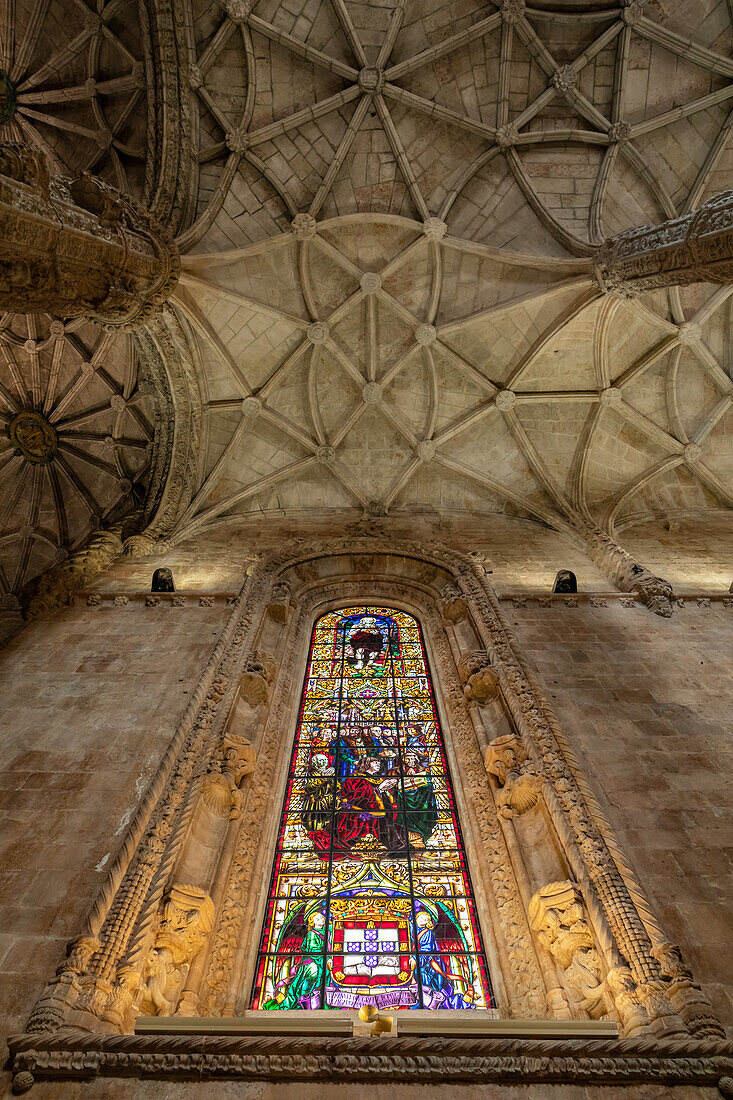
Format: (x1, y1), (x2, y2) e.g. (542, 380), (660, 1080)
(508, 600), (733, 1033)
(0, 600), (229, 1040)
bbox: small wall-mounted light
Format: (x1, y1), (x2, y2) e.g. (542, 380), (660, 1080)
(151, 567), (175, 593)
(552, 569), (577, 594)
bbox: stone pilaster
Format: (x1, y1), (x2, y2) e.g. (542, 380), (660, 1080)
(595, 190), (733, 296)
(0, 142), (179, 327)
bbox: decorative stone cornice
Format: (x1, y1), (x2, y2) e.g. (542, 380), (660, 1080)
(7, 1029), (733, 1093)
(0, 144), (180, 327)
(595, 191), (733, 296)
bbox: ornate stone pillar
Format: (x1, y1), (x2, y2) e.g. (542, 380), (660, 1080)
(0, 142), (179, 327)
(595, 190), (733, 295)
(572, 518), (674, 617)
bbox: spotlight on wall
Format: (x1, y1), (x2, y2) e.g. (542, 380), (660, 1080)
(553, 569), (577, 594)
(151, 567), (175, 593)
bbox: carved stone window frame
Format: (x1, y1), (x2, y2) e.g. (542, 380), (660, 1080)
(231, 579), (530, 1018)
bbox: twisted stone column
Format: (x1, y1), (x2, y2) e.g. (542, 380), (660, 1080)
(595, 190), (733, 296)
(573, 519), (674, 616)
(0, 142), (179, 327)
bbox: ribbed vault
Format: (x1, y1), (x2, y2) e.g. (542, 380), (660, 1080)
(167, 0), (733, 553)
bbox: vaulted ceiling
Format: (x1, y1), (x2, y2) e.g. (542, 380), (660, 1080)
(2, 0), (733, 600)
(0, 0), (153, 604)
(170, 0), (733, 550)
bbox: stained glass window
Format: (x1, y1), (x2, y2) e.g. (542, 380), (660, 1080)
(251, 606), (494, 1011)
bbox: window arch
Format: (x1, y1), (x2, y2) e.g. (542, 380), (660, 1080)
(251, 605), (494, 1011)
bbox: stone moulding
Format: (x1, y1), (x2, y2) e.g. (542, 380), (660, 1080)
(11, 538), (726, 1091)
(7, 1031), (733, 1092)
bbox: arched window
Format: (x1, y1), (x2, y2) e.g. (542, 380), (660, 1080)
(251, 605), (494, 1012)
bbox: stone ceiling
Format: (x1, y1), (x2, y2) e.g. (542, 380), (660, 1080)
(2, 0), (733, 600)
(169, 0), (733, 553)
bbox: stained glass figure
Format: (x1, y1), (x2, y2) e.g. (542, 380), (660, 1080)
(252, 606), (494, 1012)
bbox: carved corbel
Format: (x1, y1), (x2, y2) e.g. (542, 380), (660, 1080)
(137, 884), (215, 1019)
(440, 581), (467, 623)
(267, 581), (292, 623)
(529, 881), (611, 1021)
(485, 733), (542, 818)
(238, 653), (277, 707)
(459, 650), (500, 704)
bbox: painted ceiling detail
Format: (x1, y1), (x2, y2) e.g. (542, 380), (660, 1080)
(167, 0), (733, 546)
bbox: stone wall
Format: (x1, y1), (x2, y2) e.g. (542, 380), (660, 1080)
(1, 561), (732, 1096)
(507, 599), (733, 1032)
(0, 600), (230, 1041)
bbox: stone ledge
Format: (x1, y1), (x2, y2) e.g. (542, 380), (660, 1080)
(74, 591), (239, 607)
(498, 592), (733, 608)
(7, 1029), (733, 1092)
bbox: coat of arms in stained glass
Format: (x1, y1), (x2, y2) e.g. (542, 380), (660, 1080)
(251, 606), (494, 1011)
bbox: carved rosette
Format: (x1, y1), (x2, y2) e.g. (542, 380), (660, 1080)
(0, 143), (180, 328)
(595, 190), (733, 296)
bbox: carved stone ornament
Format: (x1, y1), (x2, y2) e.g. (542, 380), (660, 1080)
(238, 652), (276, 706)
(485, 733), (542, 818)
(595, 190), (733, 296)
(530, 881), (610, 1020)
(266, 581), (291, 622)
(573, 518), (674, 617)
(138, 884), (215, 1018)
(12, 540), (727, 1093)
(459, 652), (501, 704)
(0, 143), (180, 327)
(440, 580), (467, 622)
